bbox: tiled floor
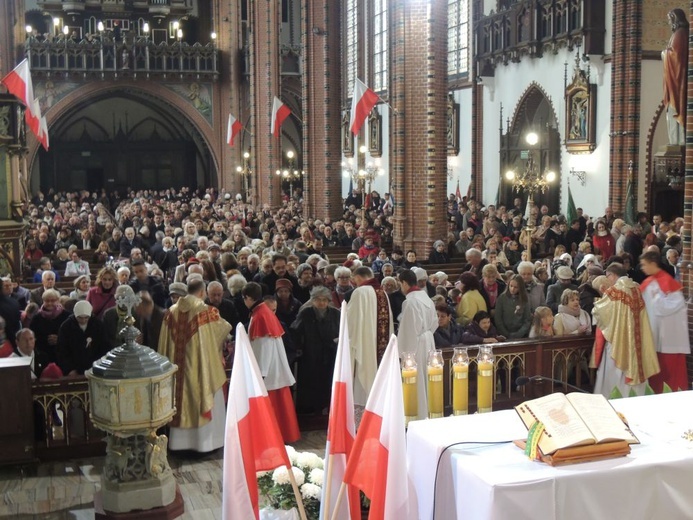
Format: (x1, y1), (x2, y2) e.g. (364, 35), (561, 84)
(0, 430), (327, 519)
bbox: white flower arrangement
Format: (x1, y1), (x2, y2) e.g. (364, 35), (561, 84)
(300, 483), (321, 500)
(308, 468), (324, 487)
(258, 446), (325, 520)
(296, 452), (323, 470)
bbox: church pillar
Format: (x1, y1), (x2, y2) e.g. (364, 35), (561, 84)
(390, 0), (448, 257)
(471, 0), (484, 202)
(608, 0), (643, 214)
(249, 0), (282, 208)
(301, 0), (343, 220)
(218, 0), (245, 194)
(0, 0), (24, 78)
(0, 95), (29, 278)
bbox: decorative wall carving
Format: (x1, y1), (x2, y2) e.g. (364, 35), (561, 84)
(564, 54), (596, 154)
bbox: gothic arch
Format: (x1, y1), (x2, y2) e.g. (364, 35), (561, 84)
(26, 80), (221, 189)
(501, 82), (562, 213)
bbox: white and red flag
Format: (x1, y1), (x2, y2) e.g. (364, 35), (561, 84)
(2, 59), (48, 147)
(1, 59), (34, 107)
(222, 324), (292, 520)
(320, 302), (360, 520)
(349, 79), (379, 135)
(227, 113), (242, 146)
(343, 335), (418, 520)
(271, 96), (291, 138)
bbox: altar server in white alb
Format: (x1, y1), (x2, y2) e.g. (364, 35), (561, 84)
(639, 251), (690, 392)
(397, 268), (438, 420)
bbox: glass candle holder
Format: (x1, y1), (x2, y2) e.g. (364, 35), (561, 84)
(427, 350), (444, 419)
(401, 352), (418, 426)
(452, 347), (469, 416)
(477, 345), (495, 413)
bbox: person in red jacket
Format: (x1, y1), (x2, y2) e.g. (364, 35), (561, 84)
(592, 219), (615, 261)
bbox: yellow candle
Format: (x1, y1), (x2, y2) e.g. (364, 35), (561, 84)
(477, 361), (494, 413)
(402, 368), (418, 421)
(427, 365), (444, 418)
(452, 363), (469, 415)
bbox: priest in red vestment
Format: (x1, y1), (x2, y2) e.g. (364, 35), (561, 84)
(242, 281), (300, 443)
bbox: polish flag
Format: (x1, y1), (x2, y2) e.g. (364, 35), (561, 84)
(1, 59), (33, 108)
(343, 335), (418, 520)
(320, 302), (360, 520)
(455, 179), (462, 203)
(25, 98), (42, 141)
(38, 115), (49, 150)
(349, 79), (379, 135)
(271, 96), (291, 138)
(227, 114), (242, 146)
(222, 324), (292, 520)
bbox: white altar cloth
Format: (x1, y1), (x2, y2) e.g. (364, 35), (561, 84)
(407, 391), (693, 520)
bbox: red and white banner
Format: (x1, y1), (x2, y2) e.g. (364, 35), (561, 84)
(271, 96), (291, 138)
(227, 113), (242, 146)
(320, 302), (360, 520)
(1, 59), (48, 148)
(1, 59), (33, 107)
(222, 324), (291, 520)
(343, 335), (418, 520)
(349, 79), (379, 135)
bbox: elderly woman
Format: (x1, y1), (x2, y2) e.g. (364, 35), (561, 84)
(481, 263), (506, 316)
(553, 289), (591, 336)
(294, 263), (314, 303)
(30, 289), (71, 365)
(290, 286), (340, 415)
(86, 266), (118, 319)
(428, 240), (450, 264)
(227, 274), (249, 326)
(275, 278), (302, 326)
(69, 275), (91, 301)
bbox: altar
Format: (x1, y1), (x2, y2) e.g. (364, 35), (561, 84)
(407, 391), (693, 520)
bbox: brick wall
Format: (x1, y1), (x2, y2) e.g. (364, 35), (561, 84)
(389, 0), (448, 257)
(301, 0), (343, 220)
(608, 0), (643, 214)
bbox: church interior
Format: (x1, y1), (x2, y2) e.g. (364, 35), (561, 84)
(1, 0), (693, 518)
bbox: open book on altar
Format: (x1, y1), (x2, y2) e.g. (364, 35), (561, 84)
(515, 392), (639, 456)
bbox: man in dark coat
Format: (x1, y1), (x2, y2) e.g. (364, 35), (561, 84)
(290, 286), (340, 415)
(205, 281), (240, 329)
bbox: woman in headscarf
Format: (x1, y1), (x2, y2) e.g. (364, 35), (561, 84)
(31, 289), (71, 365)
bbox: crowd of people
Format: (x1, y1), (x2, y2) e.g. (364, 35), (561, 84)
(0, 185), (688, 449)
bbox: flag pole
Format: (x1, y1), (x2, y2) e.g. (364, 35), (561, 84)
(287, 465), (309, 520)
(329, 482), (347, 520)
(322, 453), (335, 518)
(241, 126), (254, 137)
(377, 96), (399, 115)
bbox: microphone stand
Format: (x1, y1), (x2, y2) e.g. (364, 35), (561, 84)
(516, 375), (590, 394)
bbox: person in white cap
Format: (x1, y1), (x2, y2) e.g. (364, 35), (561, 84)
(56, 300), (107, 376)
(546, 265), (577, 314)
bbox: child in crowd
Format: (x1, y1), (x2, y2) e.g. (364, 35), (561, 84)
(460, 310), (506, 345)
(529, 306), (555, 338)
(371, 249), (389, 274)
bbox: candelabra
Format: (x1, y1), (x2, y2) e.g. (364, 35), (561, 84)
(342, 145), (383, 228)
(236, 151), (252, 202)
(504, 132), (556, 261)
(275, 150), (304, 201)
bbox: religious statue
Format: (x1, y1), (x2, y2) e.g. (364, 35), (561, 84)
(662, 8), (688, 146)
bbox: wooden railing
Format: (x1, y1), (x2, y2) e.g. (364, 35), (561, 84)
(27, 334), (594, 460)
(25, 37), (218, 79)
(475, 0), (605, 75)
(31, 378), (106, 461)
(438, 334), (594, 414)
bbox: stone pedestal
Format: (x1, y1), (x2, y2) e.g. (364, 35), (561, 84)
(95, 488), (184, 520)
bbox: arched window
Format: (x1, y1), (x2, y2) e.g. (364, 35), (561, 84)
(448, 0), (470, 77)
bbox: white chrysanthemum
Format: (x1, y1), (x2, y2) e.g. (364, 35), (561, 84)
(300, 483), (321, 500)
(308, 468), (324, 487)
(271, 466), (291, 485)
(296, 452), (323, 470)
(256, 470), (270, 477)
(271, 466), (305, 487)
(285, 445), (299, 464)
(292, 466), (305, 486)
